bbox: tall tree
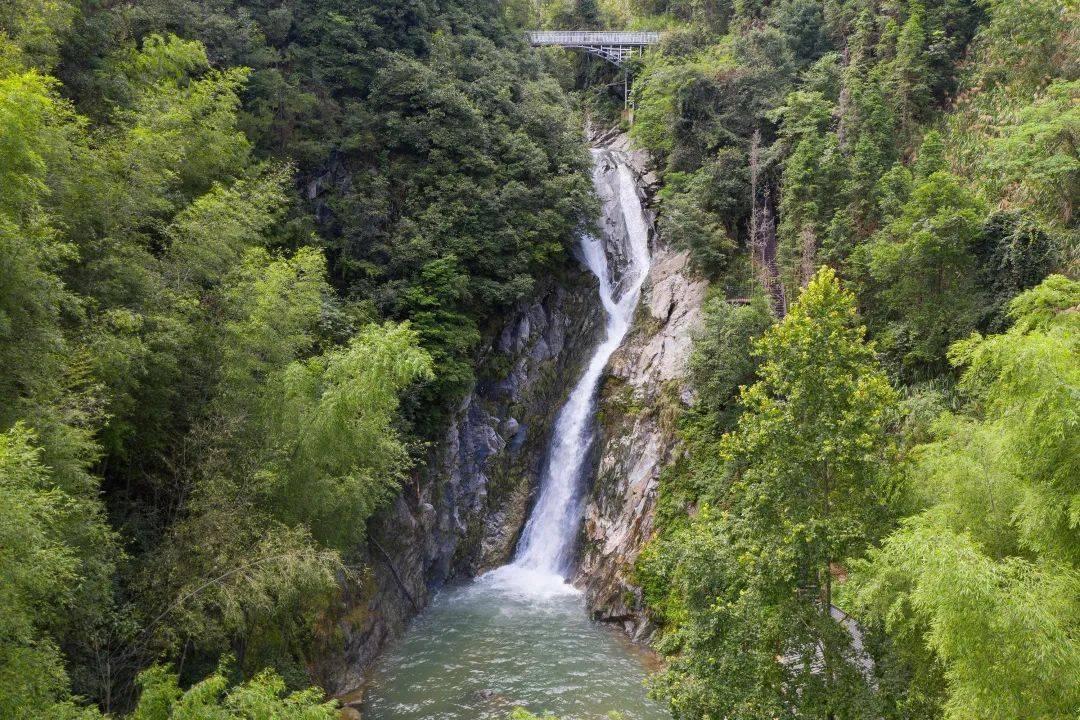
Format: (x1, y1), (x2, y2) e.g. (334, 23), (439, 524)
(854, 275), (1080, 720)
(646, 267), (897, 719)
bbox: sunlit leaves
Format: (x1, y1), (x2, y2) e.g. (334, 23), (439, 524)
(645, 268), (896, 719)
(129, 661), (337, 719)
(262, 322), (433, 548)
(855, 276), (1080, 720)
(165, 166), (292, 289)
(0, 425), (87, 717)
(0, 71), (73, 410)
(0, 0), (76, 71)
(983, 79), (1079, 231)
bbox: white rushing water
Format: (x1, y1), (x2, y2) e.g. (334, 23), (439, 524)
(504, 148), (652, 586)
(364, 148), (665, 720)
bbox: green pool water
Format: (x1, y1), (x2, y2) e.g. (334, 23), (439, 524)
(362, 567), (669, 720)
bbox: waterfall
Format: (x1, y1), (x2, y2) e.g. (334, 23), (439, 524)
(508, 147), (652, 583)
(364, 148), (668, 720)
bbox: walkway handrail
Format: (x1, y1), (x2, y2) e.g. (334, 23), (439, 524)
(526, 31), (662, 46)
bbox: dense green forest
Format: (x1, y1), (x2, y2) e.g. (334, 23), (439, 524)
(1, 0), (593, 715)
(2, 0), (1077, 717)
(537, 0), (1075, 718)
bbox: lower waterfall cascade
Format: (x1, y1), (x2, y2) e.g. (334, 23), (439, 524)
(361, 146), (668, 720)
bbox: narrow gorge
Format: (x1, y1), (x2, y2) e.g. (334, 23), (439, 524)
(327, 134), (702, 716)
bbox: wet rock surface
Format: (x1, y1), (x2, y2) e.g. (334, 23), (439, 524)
(317, 269), (604, 694)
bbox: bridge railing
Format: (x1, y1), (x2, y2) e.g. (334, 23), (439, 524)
(526, 31), (662, 47)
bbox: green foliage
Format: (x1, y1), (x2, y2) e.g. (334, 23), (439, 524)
(0, 424), (80, 717)
(325, 27), (595, 424)
(643, 269), (897, 719)
(217, 247), (331, 403)
(862, 170), (989, 374)
(642, 294), (773, 556)
(959, 0), (1076, 99)
(685, 294), (772, 434)
(946, 0), (1077, 241)
(631, 44), (740, 161)
(70, 3), (598, 428)
(774, 89), (846, 290)
(165, 168), (292, 288)
(4, 0), (1077, 716)
(145, 257), (432, 669)
(860, 165), (1064, 376)
(975, 210), (1064, 331)
(0, 70), (71, 412)
(0, 0), (76, 70)
(255, 322), (434, 549)
(629, 3), (1074, 719)
(507, 709), (558, 720)
(657, 155), (745, 275)
(983, 79), (1079, 233)
(129, 662), (337, 719)
(3, 0), (551, 709)
(853, 276), (1080, 720)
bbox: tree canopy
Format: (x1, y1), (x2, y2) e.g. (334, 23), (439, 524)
(0, 0), (592, 714)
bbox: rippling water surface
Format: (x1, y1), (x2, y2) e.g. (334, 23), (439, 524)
(363, 568), (668, 720)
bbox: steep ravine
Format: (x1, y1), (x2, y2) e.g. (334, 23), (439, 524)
(358, 136), (668, 720)
(318, 130), (702, 695)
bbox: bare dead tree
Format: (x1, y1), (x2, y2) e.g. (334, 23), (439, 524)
(749, 129), (763, 291)
(798, 225), (818, 290)
(837, 47), (851, 152)
(748, 129), (787, 316)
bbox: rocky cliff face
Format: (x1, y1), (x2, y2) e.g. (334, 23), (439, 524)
(317, 130), (702, 693)
(573, 133), (707, 640)
(317, 269), (604, 694)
